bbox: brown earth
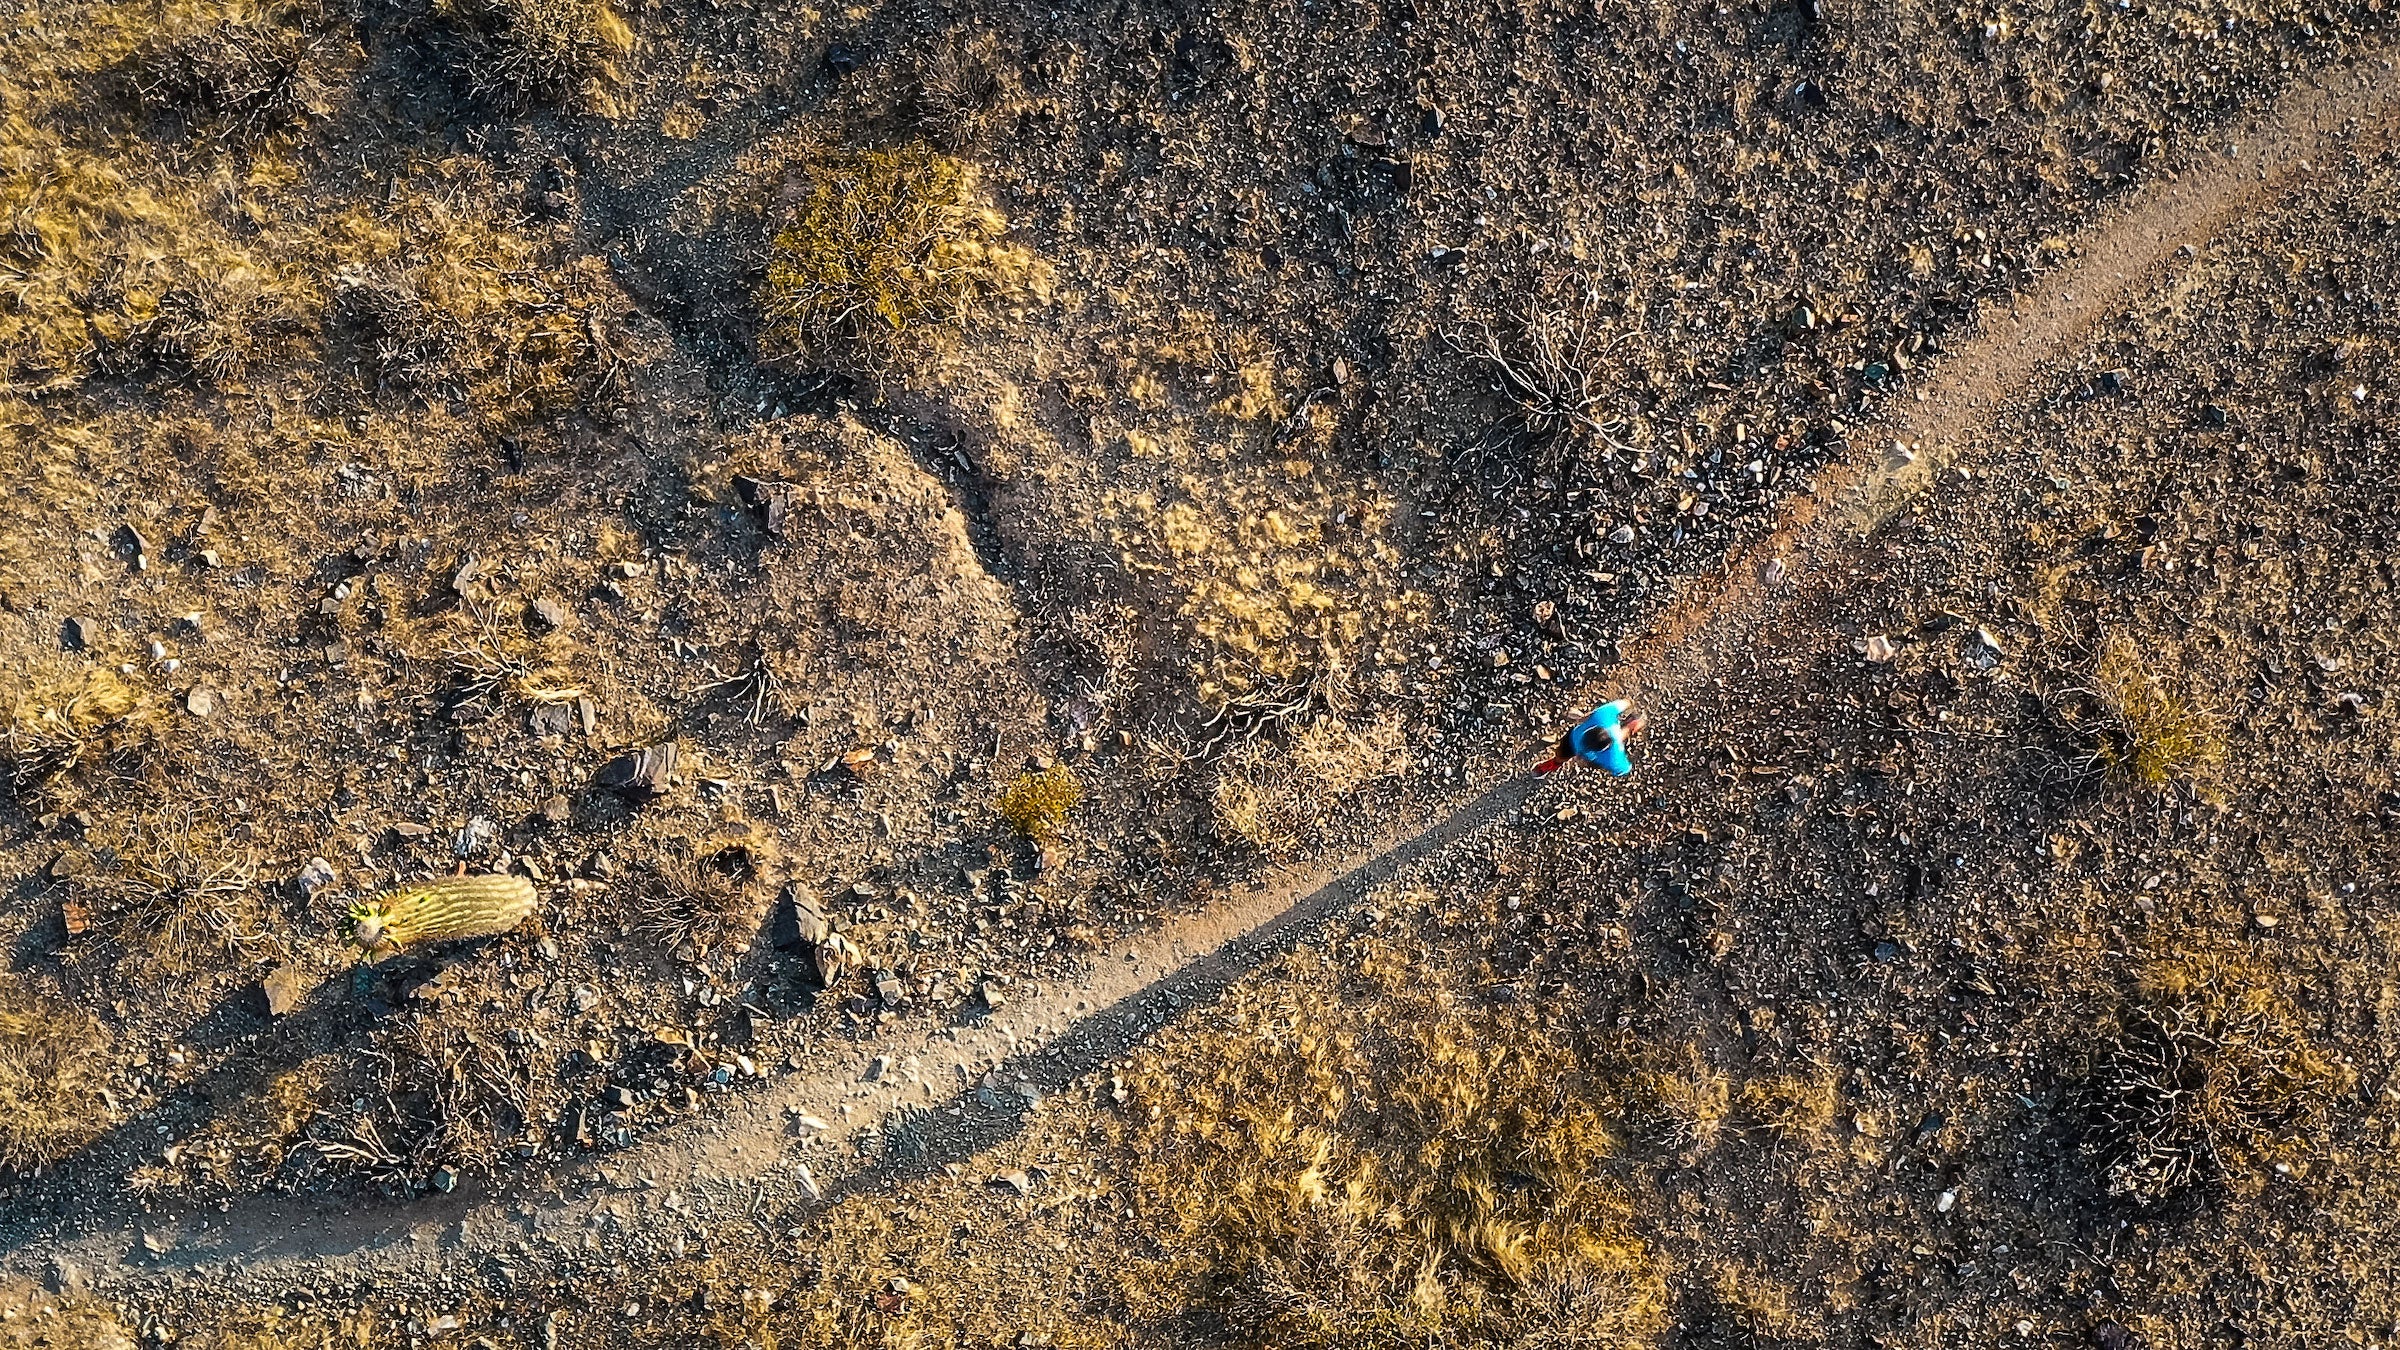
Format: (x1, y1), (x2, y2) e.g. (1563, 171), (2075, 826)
(4, 0), (2400, 1345)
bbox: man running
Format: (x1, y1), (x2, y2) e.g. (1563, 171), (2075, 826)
(1536, 698), (1646, 776)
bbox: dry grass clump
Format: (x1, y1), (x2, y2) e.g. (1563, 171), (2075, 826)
(1101, 464), (1427, 710)
(1734, 1071), (1839, 1142)
(320, 1017), (552, 1185)
(2077, 956), (2347, 1204)
(2091, 635), (2222, 788)
(906, 31), (1012, 149)
(436, 0), (632, 110)
(996, 764), (1081, 841)
(328, 193), (611, 420)
(629, 839), (761, 954)
(2, 666), (145, 803)
(76, 812), (263, 966)
(0, 130), (313, 393)
(0, 975), (109, 1173)
(1120, 978), (1668, 1347)
(760, 144), (1042, 368)
(1210, 716), (1408, 854)
(132, 2), (344, 139)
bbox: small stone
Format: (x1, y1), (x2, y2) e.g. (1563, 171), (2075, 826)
(2252, 912), (2280, 930)
(606, 1085), (637, 1109)
(573, 984), (602, 1012)
(2092, 1320), (2135, 1350)
(595, 742), (678, 798)
(529, 703), (577, 737)
(62, 616), (97, 650)
(1936, 1189), (1956, 1213)
(989, 1169), (1032, 1195)
(540, 795), (571, 824)
(977, 980), (1007, 1012)
(529, 598), (569, 634)
(2200, 403), (2229, 428)
(772, 885), (832, 950)
(390, 821), (433, 838)
(796, 1113), (830, 1130)
(577, 695), (597, 735)
(1863, 635), (1896, 663)
(450, 556), (484, 595)
(1331, 356), (1351, 384)
(46, 1257), (88, 1293)
(1608, 524), (1636, 546)
(296, 856), (336, 900)
(872, 969), (904, 1004)
(814, 932), (861, 987)
(140, 1231), (173, 1256)
(260, 966), (307, 1017)
(794, 1162), (822, 1202)
(735, 476), (798, 537)
(865, 1054), (893, 1082)
(431, 1167), (458, 1193)
(184, 687), (221, 718)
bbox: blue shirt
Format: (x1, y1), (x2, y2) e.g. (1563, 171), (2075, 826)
(1570, 700), (1635, 776)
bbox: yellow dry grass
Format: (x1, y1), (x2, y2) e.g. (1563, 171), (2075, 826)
(996, 763), (1081, 841)
(760, 144), (1044, 369)
(2092, 635), (2222, 788)
(0, 975), (109, 1172)
(1115, 959), (1668, 1348)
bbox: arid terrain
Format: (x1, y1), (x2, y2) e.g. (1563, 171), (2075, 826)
(3, 0), (2399, 1344)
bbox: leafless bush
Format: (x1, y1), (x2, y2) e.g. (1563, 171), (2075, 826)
(134, 6), (339, 139)
(907, 31), (1011, 149)
(2077, 961), (2343, 1204)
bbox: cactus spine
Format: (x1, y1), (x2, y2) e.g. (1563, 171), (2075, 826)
(347, 874), (536, 951)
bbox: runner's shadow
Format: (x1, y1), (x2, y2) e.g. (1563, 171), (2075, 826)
(826, 770), (1548, 1196)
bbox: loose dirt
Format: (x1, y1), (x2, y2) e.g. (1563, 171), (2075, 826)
(18, 46), (2396, 1320)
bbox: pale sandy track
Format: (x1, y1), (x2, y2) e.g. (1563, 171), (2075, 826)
(14, 48), (2399, 1299)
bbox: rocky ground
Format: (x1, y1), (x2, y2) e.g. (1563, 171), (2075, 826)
(3, 0), (2398, 1344)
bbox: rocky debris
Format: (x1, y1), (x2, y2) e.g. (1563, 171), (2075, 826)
(295, 857), (337, 901)
(529, 597), (569, 634)
(977, 980), (1007, 1012)
(735, 476), (801, 537)
(431, 1167), (458, 1193)
(814, 932), (862, 988)
(62, 616), (97, 650)
(595, 742), (679, 798)
(865, 1054), (894, 1082)
(183, 686), (221, 718)
(989, 1169), (1032, 1195)
(772, 885), (832, 950)
(872, 969), (904, 1005)
(1863, 635), (1897, 663)
(529, 703), (578, 737)
(794, 1162), (822, 1202)
(260, 965), (307, 1017)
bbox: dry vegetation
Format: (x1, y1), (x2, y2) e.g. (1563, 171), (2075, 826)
(2078, 956), (2347, 1205)
(435, 0), (634, 111)
(0, 975), (109, 1173)
(759, 144), (1042, 369)
(995, 764), (1080, 842)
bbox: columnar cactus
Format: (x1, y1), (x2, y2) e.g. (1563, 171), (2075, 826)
(346, 874), (536, 952)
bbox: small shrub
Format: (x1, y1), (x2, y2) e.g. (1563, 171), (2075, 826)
(906, 31), (1010, 149)
(2092, 636), (2221, 788)
(436, 0), (632, 110)
(78, 812), (258, 965)
(0, 976), (108, 1173)
(2, 667), (141, 801)
(2078, 957), (2345, 1203)
(629, 840), (760, 953)
(759, 144), (1040, 368)
(133, 3), (341, 139)
(996, 764), (1080, 841)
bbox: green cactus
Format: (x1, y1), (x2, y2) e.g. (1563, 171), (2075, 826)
(346, 874), (536, 952)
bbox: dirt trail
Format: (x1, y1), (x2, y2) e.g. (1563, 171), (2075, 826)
(15, 49), (2399, 1300)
